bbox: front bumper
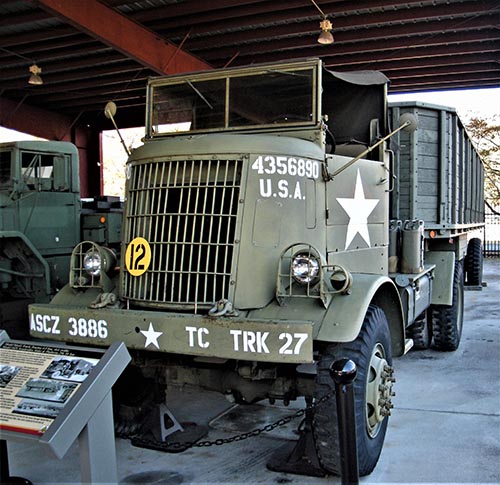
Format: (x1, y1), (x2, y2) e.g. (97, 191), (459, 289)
(29, 304), (314, 364)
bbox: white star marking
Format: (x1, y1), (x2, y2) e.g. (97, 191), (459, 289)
(140, 322), (163, 349)
(336, 169), (380, 250)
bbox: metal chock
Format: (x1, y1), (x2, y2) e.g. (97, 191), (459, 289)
(266, 398), (327, 477)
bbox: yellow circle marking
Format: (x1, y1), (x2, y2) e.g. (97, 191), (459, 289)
(125, 237), (151, 276)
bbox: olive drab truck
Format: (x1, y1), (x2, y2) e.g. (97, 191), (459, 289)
(0, 140), (122, 337)
(27, 59), (484, 476)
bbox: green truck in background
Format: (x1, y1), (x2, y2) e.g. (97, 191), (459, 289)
(27, 59), (484, 476)
(0, 140), (122, 337)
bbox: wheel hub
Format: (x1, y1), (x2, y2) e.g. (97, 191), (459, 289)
(365, 343), (395, 438)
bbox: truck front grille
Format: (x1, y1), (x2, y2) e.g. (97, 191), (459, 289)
(122, 158), (242, 312)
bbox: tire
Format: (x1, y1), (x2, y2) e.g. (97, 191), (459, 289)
(465, 238), (483, 286)
(430, 259), (464, 351)
(313, 305), (395, 476)
(407, 312), (432, 350)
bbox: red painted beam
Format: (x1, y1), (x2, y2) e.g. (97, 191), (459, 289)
(33, 0), (212, 75)
(0, 96), (73, 141)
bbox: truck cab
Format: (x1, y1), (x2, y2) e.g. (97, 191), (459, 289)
(0, 141), (81, 304)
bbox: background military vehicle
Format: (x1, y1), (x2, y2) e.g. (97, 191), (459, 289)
(0, 140), (121, 336)
(28, 59), (484, 476)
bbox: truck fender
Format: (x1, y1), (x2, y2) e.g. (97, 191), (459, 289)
(49, 272), (120, 307)
(0, 230), (51, 296)
(49, 283), (107, 307)
(317, 273), (406, 357)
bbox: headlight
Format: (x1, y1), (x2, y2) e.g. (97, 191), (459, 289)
(83, 246), (116, 276)
(83, 249), (102, 276)
(291, 252), (320, 285)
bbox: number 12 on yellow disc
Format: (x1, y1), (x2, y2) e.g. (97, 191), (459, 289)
(125, 237), (152, 276)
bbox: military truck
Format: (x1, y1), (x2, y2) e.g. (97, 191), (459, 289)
(0, 140), (121, 336)
(27, 59), (484, 476)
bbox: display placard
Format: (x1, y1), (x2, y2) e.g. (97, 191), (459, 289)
(0, 341), (102, 436)
(0, 331), (130, 483)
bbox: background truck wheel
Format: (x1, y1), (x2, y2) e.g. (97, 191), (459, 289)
(430, 259), (464, 351)
(465, 238), (483, 286)
(407, 312), (432, 350)
(313, 305), (394, 476)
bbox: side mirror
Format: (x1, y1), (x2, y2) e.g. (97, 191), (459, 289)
(104, 101), (117, 119)
(399, 112), (418, 132)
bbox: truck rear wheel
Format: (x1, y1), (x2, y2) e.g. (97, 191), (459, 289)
(407, 312), (432, 350)
(465, 238), (483, 286)
(313, 305), (394, 476)
(430, 259), (464, 351)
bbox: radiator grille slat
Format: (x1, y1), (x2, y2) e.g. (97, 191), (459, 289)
(122, 158), (242, 312)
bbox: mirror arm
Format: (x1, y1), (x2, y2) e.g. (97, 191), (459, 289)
(326, 120), (412, 180)
(104, 102), (131, 157)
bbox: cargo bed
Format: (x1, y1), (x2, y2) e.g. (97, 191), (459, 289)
(388, 101), (484, 237)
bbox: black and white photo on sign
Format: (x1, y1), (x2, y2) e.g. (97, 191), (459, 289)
(16, 378), (77, 403)
(13, 398), (64, 419)
(0, 364), (21, 387)
(41, 356), (98, 382)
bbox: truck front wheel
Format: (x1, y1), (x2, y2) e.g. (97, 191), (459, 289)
(313, 305), (394, 476)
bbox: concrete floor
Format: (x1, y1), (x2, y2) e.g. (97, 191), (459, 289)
(4, 258), (500, 484)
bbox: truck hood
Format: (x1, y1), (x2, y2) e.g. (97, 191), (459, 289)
(129, 133), (325, 161)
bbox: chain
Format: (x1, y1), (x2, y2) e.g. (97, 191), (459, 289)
(120, 391), (334, 452)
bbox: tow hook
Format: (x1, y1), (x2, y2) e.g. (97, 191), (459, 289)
(208, 299), (239, 317)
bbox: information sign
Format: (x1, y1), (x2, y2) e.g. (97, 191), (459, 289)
(0, 331), (131, 483)
(0, 340), (101, 436)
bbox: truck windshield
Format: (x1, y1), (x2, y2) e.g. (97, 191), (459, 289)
(20, 152), (56, 190)
(148, 63), (317, 137)
(0, 151), (11, 187)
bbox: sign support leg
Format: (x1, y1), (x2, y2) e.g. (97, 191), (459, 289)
(0, 439), (32, 485)
(79, 391), (117, 484)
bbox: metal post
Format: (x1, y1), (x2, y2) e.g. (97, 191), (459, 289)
(1, 439), (9, 484)
(78, 391), (118, 484)
(330, 358), (359, 485)
(0, 439), (32, 485)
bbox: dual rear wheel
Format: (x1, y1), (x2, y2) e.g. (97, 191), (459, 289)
(407, 258), (465, 351)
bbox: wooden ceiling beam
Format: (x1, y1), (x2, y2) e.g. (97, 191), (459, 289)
(0, 25), (76, 48)
(184, 14), (495, 52)
(225, 30), (500, 66)
(199, 20), (497, 62)
(0, 8), (51, 28)
(147, 0), (498, 37)
(322, 42), (500, 67)
(1, 52), (132, 80)
(384, 63), (499, 80)
(0, 39), (112, 63)
(327, 51), (500, 71)
(390, 71), (500, 90)
(390, 80), (500, 92)
(33, 0), (212, 75)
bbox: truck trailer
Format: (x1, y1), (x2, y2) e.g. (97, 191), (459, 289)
(27, 59), (484, 476)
